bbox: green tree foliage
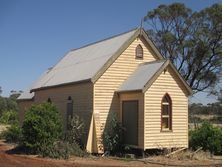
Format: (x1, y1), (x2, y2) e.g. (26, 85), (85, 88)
(189, 101), (222, 126)
(0, 89), (21, 117)
(189, 121), (222, 154)
(189, 103), (222, 115)
(0, 110), (18, 125)
(144, 3), (222, 93)
(102, 112), (124, 154)
(217, 89), (222, 103)
(22, 102), (63, 152)
(1, 124), (22, 143)
(9, 90), (23, 100)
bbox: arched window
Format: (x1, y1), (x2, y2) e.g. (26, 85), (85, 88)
(47, 98), (52, 103)
(161, 93), (172, 130)
(135, 44), (143, 59)
(67, 96), (72, 101)
(66, 96), (73, 130)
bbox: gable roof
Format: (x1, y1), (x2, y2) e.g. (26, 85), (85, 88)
(118, 60), (166, 92)
(31, 28), (137, 91)
(117, 60), (193, 95)
(18, 28), (165, 100)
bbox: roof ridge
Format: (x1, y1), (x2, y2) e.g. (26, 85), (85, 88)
(70, 27), (139, 52)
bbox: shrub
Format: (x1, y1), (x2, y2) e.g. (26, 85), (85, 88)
(102, 112), (124, 154)
(65, 115), (85, 147)
(40, 140), (88, 159)
(22, 102), (62, 153)
(1, 124), (22, 143)
(63, 115), (88, 158)
(189, 121), (222, 154)
(41, 113), (88, 159)
(68, 141), (88, 157)
(0, 110), (18, 125)
(39, 141), (70, 159)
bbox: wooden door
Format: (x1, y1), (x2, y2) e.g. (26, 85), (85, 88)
(122, 100), (138, 146)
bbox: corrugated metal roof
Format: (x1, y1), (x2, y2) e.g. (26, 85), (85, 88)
(31, 29), (138, 91)
(118, 60), (166, 92)
(17, 89), (34, 100)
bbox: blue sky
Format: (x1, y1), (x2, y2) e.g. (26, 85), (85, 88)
(0, 0), (221, 104)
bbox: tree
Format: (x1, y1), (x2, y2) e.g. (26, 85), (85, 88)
(10, 90), (23, 100)
(22, 102), (63, 152)
(0, 97), (7, 116)
(189, 121), (222, 154)
(0, 88), (21, 116)
(0, 86), (2, 95)
(217, 89), (222, 103)
(144, 3), (222, 93)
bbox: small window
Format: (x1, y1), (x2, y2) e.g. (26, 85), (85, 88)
(66, 96), (73, 130)
(135, 44), (143, 59)
(161, 93), (172, 131)
(47, 98), (52, 103)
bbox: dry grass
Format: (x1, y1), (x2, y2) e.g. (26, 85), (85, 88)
(144, 149), (216, 166)
(0, 124), (9, 134)
(169, 150), (211, 160)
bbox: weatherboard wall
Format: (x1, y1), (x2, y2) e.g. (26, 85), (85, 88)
(33, 82), (94, 148)
(18, 100), (33, 124)
(94, 37), (157, 152)
(144, 66), (188, 149)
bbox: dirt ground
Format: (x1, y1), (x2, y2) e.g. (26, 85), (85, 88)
(0, 140), (222, 167)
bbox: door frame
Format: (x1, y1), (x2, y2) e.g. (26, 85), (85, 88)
(122, 100), (139, 146)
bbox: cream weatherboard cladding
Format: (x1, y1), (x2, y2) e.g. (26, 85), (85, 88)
(18, 82), (94, 151)
(94, 37), (157, 152)
(32, 82), (93, 146)
(18, 100), (33, 124)
(144, 67), (188, 149)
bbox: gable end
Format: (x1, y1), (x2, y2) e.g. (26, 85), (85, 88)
(142, 60), (193, 96)
(91, 28), (164, 83)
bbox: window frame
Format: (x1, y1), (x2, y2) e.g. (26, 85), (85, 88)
(135, 44), (143, 59)
(66, 96), (73, 130)
(161, 93), (172, 132)
(47, 98), (52, 103)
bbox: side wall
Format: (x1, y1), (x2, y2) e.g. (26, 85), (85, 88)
(94, 37), (157, 152)
(18, 100), (33, 124)
(20, 82), (94, 149)
(119, 92), (144, 149)
(144, 67), (188, 149)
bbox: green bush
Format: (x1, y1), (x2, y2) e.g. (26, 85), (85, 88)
(39, 141), (70, 159)
(40, 140), (88, 159)
(62, 115), (88, 158)
(69, 142), (88, 157)
(22, 102), (63, 153)
(41, 114), (88, 159)
(0, 110), (18, 125)
(102, 112), (124, 154)
(1, 124), (22, 143)
(65, 115), (85, 147)
(189, 121), (222, 154)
